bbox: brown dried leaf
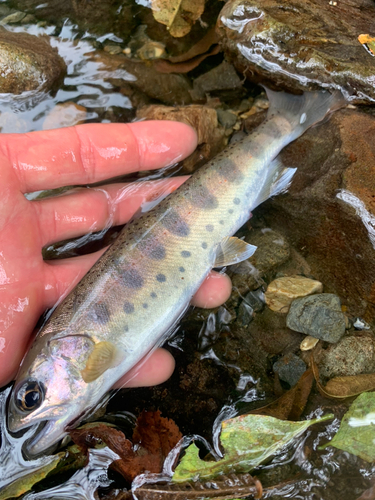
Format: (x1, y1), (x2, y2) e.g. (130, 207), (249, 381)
(70, 412), (182, 483)
(136, 104), (226, 173)
(250, 369), (314, 420)
(151, 0), (205, 38)
(154, 44), (220, 74)
(311, 356), (375, 398)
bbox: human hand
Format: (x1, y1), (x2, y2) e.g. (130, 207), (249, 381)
(0, 121), (232, 388)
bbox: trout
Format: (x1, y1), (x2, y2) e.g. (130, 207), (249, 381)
(7, 88), (344, 457)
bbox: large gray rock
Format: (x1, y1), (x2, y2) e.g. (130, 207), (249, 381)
(0, 27), (65, 94)
(286, 293), (346, 343)
(217, 0), (375, 103)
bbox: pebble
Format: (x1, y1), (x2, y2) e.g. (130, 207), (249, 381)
(286, 293), (346, 343)
(43, 102), (87, 130)
(300, 335), (319, 351)
(265, 276), (323, 313)
(243, 288), (265, 313)
(353, 318), (371, 330)
(216, 108), (237, 129)
(273, 353), (307, 387)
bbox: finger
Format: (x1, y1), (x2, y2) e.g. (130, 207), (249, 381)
(4, 121), (197, 193)
(113, 348), (175, 388)
(35, 177), (188, 246)
(191, 271), (232, 308)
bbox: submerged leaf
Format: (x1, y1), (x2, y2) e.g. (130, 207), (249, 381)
(172, 413), (333, 483)
(151, 0), (205, 38)
(250, 368), (314, 420)
(0, 453), (62, 500)
(322, 392), (375, 462)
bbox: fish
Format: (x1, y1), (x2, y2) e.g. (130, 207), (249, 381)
(7, 88), (345, 457)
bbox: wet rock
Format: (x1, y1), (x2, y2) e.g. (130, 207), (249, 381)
(286, 293), (346, 343)
(217, 0), (375, 103)
(243, 288), (265, 313)
(265, 276), (323, 313)
(228, 228), (291, 307)
(216, 108), (237, 129)
(43, 103), (87, 130)
(273, 353), (307, 387)
(91, 51), (192, 106)
(0, 112), (28, 133)
(190, 61), (244, 101)
(253, 107), (375, 325)
(318, 334), (375, 379)
(0, 27), (66, 94)
(137, 104), (226, 174)
(0, 11), (26, 24)
(237, 301), (254, 327)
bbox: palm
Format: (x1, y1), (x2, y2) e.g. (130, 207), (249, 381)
(0, 122), (231, 388)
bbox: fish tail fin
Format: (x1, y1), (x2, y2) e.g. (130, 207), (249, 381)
(265, 87), (346, 137)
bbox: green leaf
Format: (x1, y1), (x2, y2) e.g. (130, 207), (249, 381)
(173, 413), (333, 483)
(322, 392), (375, 462)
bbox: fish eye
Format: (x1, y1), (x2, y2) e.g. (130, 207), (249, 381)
(14, 380), (45, 413)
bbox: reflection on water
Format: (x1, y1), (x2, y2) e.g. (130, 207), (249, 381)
(0, 21), (133, 133)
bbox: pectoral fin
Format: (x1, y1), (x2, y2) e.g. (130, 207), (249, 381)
(81, 341), (124, 383)
(214, 236), (257, 267)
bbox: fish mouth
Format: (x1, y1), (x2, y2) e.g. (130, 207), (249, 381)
(22, 419), (67, 458)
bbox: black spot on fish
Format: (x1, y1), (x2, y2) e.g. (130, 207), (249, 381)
(138, 238), (166, 260)
(219, 220), (224, 225)
(124, 325), (129, 332)
(233, 198), (240, 205)
(181, 251), (191, 258)
(90, 302), (110, 325)
(142, 303), (148, 309)
(194, 185), (218, 210)
(179, 267), (185, 272)
(151, 292), (157, 298)
(228, 209), (234, 214)
(215, 159), (244, 184)
(202, 242), (207, 249)
(156, 273), (166, 282)
(119, 267), (144, 289)
(162, 209), (190, 237)
(206, 224), (214, 232)
(123, 302), (135, 314)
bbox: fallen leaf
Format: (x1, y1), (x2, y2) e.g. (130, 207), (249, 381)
(136, 104), (226, 174)
(172, 413), (333, 483)
(358, 34), (375, 55)
(250, 369), (314, 421)
(151, 0), (206, 38)
(70, 411), (182, 483)
(311, 355), (375, 398)
(322, 392), (375, 462)
(0, 454), (62, 500)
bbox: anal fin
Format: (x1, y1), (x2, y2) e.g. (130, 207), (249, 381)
(214, 236), (256, 267)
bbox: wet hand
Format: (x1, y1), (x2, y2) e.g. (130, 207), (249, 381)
(0, 121), (232, 388)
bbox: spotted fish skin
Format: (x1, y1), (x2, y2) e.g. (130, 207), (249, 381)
(7, 89), (344, 456)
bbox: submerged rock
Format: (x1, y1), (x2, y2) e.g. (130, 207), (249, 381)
(318, 334), (375, 379)
(286, 293), (346, 343)
(265, 276), (323, 313)
(273, 353), (307, 387)
(217, 0), (375, 103)
(0, 27), (65, 94)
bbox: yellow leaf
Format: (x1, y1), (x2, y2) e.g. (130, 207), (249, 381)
(151, 0), (206, 38)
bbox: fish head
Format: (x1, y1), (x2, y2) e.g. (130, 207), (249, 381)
(7, 333), (97, 457)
